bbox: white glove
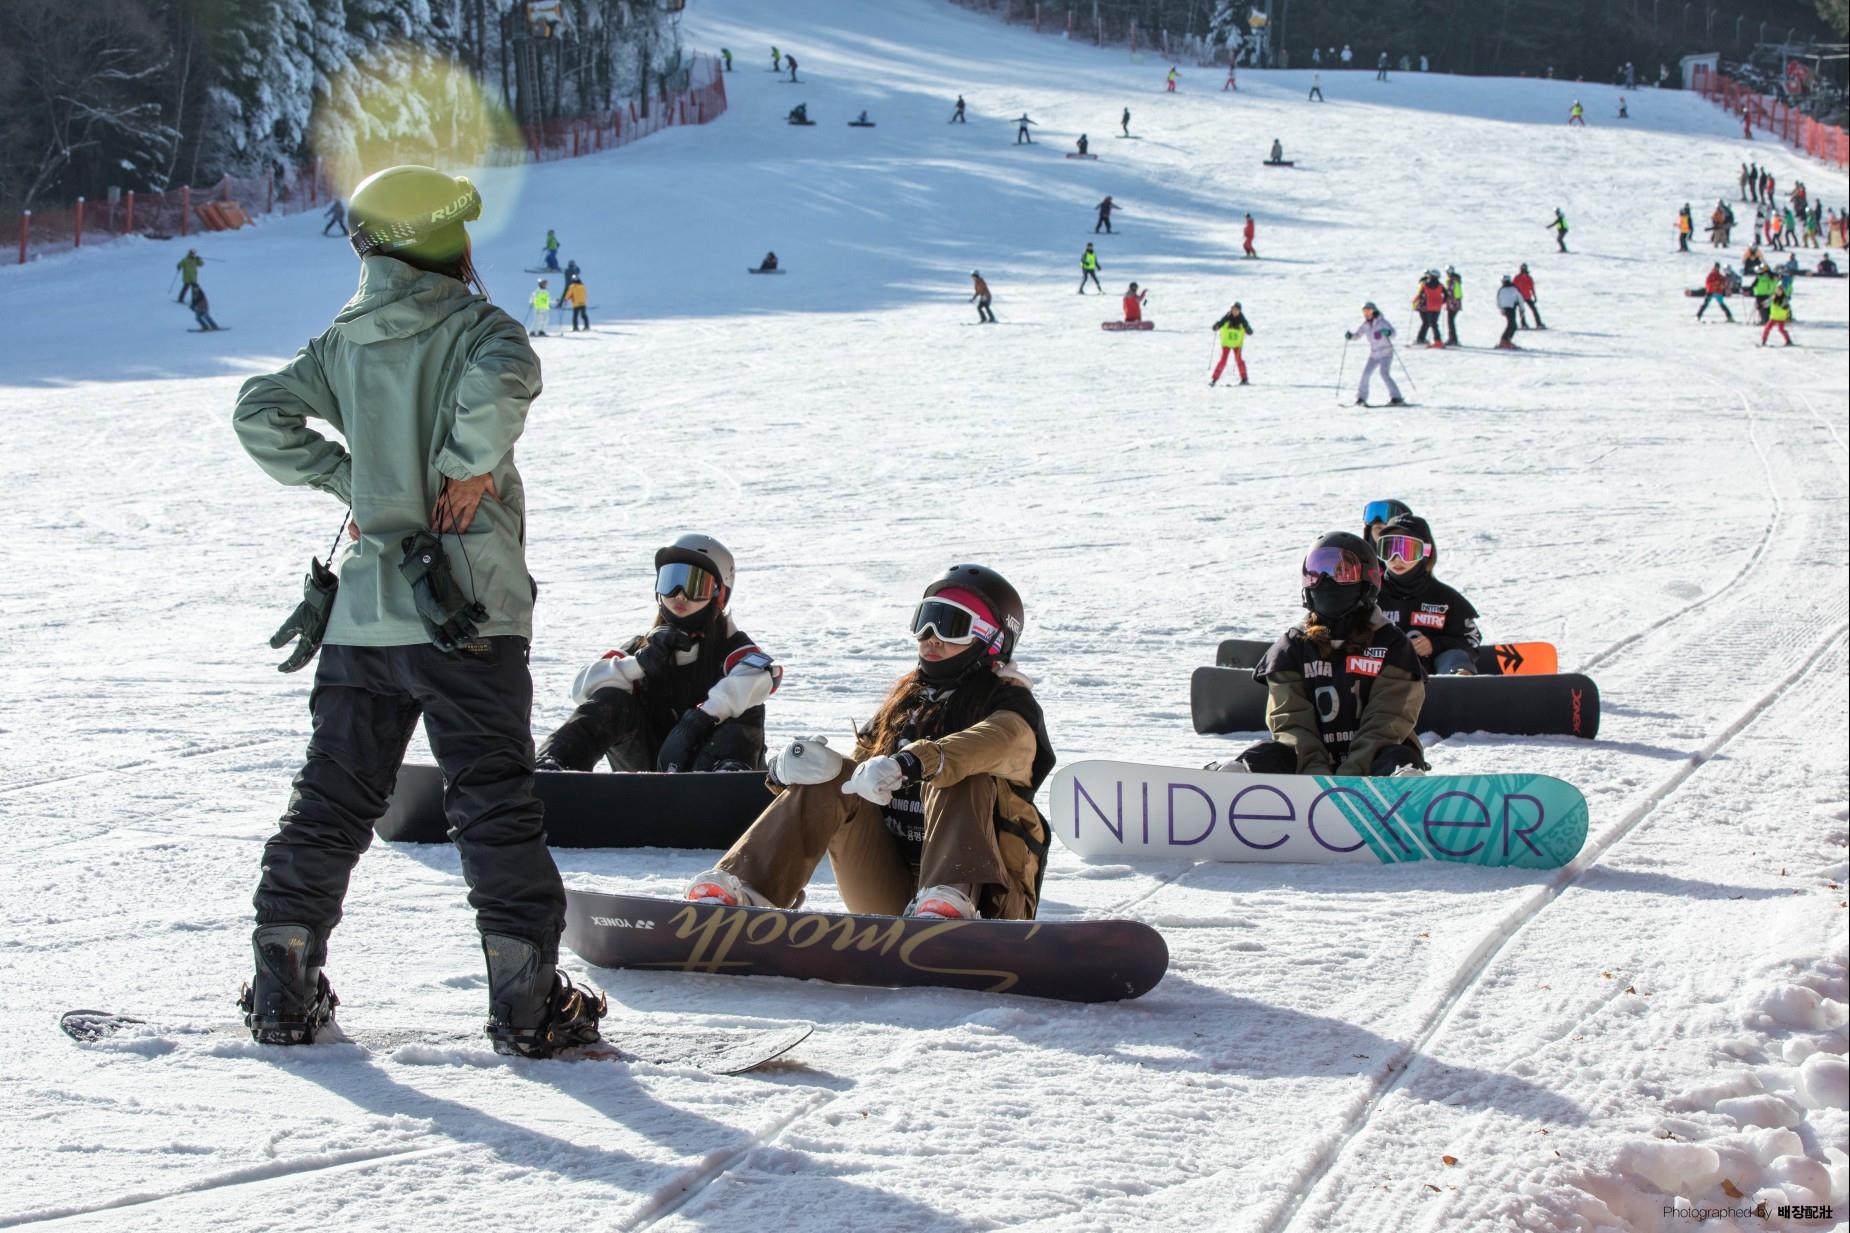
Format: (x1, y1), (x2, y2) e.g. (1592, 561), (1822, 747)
(842, 755), (907, 806)
(768, 736), (845, 787)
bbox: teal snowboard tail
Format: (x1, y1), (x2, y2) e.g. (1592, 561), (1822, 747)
(1051, 760), (1588, 869)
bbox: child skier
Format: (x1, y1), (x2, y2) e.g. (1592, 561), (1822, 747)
(187, 282), (220, 331)
(1079, 242), (1102, 293)
(1760, 289), (1793, 346)
(542, 229), (561, 272)
(538, 535), (778, 774)
(1210, 303), (1252, 386)
(1347, 302), (1404, 406)
(1568, 100), (1585, 125)
(1374, 513), (1482, 675)
(528, 279), (552, 335)
(1696, 264), (1733, 322)
(683, 565), (1055, 922)
(1208, 532), (1426, 776)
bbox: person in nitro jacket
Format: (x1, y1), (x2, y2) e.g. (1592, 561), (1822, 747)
(1373, 513), (1481, 675)
(685, 565), (1056, 921)
(1412, 270), (1447, 346)
(1211, 532), (1426, 776)
(538, 534), (778, 774)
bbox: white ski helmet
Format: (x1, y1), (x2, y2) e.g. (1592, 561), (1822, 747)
(655, 533), (736, 607)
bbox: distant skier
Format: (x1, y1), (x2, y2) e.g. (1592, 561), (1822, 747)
(1014, 114), (1036, 144)
(1167, 66), (1179, 92)
(1568, 100), (1585, 126)
(786, 54), (799, 83)
(1340, 44), (1353, 65)
(175, 248), (204, 301)
(1079, 242), (1102, 293)
(1677, 204), (1692, 252)
(542, 228), (561, 271)
(1242, 213), (1257, 258)
(1210, 302), (1253, 386)
(563, 258), (582, 288)
(951, 95), (966, 123)
(1740, 162), (1755, 202)
(1696, 264), (1733, 323)
(1121, 282), (1148, 323)
(1495, 275), (1522, 347)
(1443, 266), (1463, 345)
(186, 282), (220, 331)
(1268, 138), (1285, 164)
(321, 199), (346, 237)
(1308, 73), (1324, 101)
(1206, 532), (1425, 776)
(721, 48), (733, 71)
(564, 278), (589, 332)
(771, 46), (781, 72)
(970, 270), (995, 323)
(1121, 107), (1131, 136)
(1760, 288), (1793, 346)
(1547, 208), (1569, 253)
(1513, 263), (1545, 328)
(1346, 302), (1404, 406)
(1412, 270), (1447, 347)
(529, 279), (552, 335)
(1750, 266), (1775, 322)
(1095, 195), (1116, 234)
(1617, 96), (1628, 118)
(1376, 52), (1389, 81)
(1375, 513), (1482, 676)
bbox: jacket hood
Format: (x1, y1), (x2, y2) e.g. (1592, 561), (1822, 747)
(333, 256), (480, 344)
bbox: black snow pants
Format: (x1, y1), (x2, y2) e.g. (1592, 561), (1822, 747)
(1079, 269), (1102, 293)
(1416, 309), (1441, 343)
(1095, 213), (1113, 234)
(1522, 295), (1545, 328)
(541, 687), (766, 774)
(1500, 307), (1518, 345)
(1227, 738), (1424, 776)
(976, 297), (996, 323)
(571, 306), (589, 331)
(254, 638), (566, 963)
(1445, 307), (1459, 345)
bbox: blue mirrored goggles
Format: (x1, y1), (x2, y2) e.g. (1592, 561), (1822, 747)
(1362, 499), (1409, 528)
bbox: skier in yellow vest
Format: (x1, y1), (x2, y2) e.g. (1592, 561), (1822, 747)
(529, 278), (552, 336)
(1078, 243), (1102, 294)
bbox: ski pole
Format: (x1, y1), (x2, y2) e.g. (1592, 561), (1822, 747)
(1389, 342), (1419, 395)
(167, 271), (177, 295)
(1333, 336), (1353, 401)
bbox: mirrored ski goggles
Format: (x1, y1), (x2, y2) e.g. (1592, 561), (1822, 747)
(1375, 535), (1432, 566)
(655, 562), (719, 602)
(1302, 546), (1369, 586)
(1362, 499), (1408, 527)
(910, 598), (1000, 646)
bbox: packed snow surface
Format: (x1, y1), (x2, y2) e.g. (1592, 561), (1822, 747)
(2, 0), (1846, 1229)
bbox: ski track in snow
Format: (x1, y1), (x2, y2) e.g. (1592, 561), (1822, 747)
(2, 0), (1846, 1229)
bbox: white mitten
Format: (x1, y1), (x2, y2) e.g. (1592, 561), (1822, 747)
(768, 736), (845, 787)
(571, 653), (645, 703)
(842, 755), (907, 805)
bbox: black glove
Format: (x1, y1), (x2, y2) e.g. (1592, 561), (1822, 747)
(633, 625), (695, 679)
(269, 558), (339, 673)
(656, 707), (718, 773)
(398, 531), (488, 653)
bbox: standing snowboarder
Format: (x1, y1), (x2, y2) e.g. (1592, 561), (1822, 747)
(1095, 196), (1116, 234)
(970, 270), (995, 323)
(1376, 52), (1389, 81)
(683, 565), (1055, 923)
(1075, 133), (1089, 156)
(1308, 72), (1324, 101)
(1078, 242), (1103, 293)
(1268, 138), (1285, 164)
(951, 95), (966, 123)
(1121, 107), (1131, 136)
(1014, 114), (1036, 144)
(1495, 275), (1522, 347)
(321, 200), (347, 237)
(537, 535), (777, 774)
(231, 164), (604, 1058)
(1210, 302), (1253, 386)
(1242, 213), (1257, 258)
(787, 54), (799, 83)
(1207, 532), (1425, 776)
(1513, 263), (1545, 328)
(1347, 302), (1404, 406)
(1547, 209), (1569, 253)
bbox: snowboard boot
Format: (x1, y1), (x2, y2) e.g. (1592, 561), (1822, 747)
(1388, 397), (1407, 406)
(239, 923), (338, 1045)
(684, 868), (781, 908)
(907, 884), (980, 920)
(481, 933), (607, 1059)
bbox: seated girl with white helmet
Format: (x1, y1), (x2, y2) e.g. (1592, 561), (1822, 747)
(685, 564), (1055, 921)
(537, 534), (779, 774)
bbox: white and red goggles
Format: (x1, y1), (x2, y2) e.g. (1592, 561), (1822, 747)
(910, 597), (1001, 648)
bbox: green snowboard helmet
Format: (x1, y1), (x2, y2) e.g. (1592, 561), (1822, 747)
(346, 165), (482, 263)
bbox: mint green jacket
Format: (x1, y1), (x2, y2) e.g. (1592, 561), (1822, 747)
(232, 256), (540, 646)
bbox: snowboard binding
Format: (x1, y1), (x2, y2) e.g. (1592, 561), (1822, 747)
(481, 934), (608, 1059)
(239, 923), (339, 1045)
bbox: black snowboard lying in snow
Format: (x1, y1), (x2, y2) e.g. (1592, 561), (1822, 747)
(377, 763), (771, 848)
(1189, 666), (1600, 739)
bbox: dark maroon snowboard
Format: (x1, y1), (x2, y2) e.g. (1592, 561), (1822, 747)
(564, 890), (1168, 1003)
(378, 763), (771, 848)
(1190, 665), (1600, 739)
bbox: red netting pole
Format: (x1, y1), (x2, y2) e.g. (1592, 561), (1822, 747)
(74, 197), (84, 248)
(126, 190), (134, 235)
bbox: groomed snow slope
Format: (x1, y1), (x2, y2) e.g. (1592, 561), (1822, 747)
(1, 0), (1846, 1229)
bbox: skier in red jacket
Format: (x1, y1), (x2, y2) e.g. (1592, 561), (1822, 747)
(1412, 271), (1448, 346)
(1696, 263), (1734, 322)
(1242, 214), (1257, 258)
(1121, 282), (1148, 323)
(1512, 264), (1545, 329)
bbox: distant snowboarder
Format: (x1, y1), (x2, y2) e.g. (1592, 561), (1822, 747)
(1347, 302), (1404, 406)
(1076, 133), (1089, 156)
(1014, 114), (1036, 144)
(1121, 107), (1131, 136)
(1547, 209), (1569, 253)
(951, 95), (966, 123)
(1267, 138), (1285, 164)
(1095, 196), (1116, 234)
(1079, 242), (1102, 293)
(1308, 73), (1324, 101)
(757, 252), (779, 272)
(1121, 282), (1148, 324)
(786, 54), (799, 83)
(1242, 213), (1257, 258)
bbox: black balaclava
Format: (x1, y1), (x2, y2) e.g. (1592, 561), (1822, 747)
(1380, 513), (1436, 599)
